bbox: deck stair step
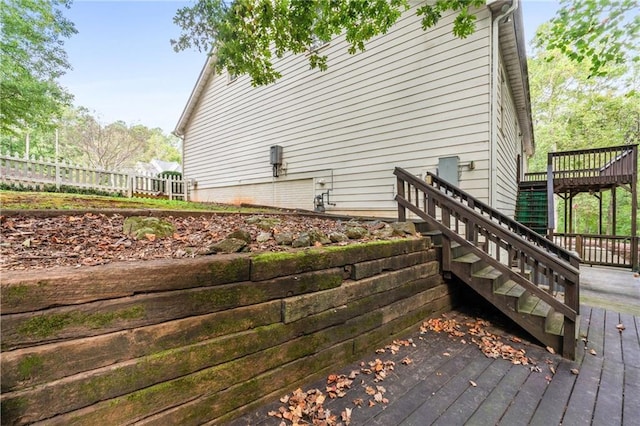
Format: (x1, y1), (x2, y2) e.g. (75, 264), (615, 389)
(545, 310), (565, 336)
(472, 266), (502, 281)
(419, 230), (443, 246)
(494, 280), (525, 297)
(452, 253), (485, 274)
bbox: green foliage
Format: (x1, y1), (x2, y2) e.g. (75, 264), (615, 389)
(529, 23), (639, 236)
(544, 0), (639, 78)
(172, 0), (485, 86)
(0, 182), (125, 198)
(158, 171), (183, 179)
(0, 0), (77, 134)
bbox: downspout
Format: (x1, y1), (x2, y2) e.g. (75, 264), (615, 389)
(489, 0), (518, 206)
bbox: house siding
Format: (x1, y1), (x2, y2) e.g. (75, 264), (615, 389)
(182, 2), (494, 215)
(495, 54), (522, 217)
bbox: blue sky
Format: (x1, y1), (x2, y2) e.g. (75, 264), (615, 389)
(59, 1), (560, 135)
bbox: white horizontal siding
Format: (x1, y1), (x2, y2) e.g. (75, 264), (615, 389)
(183, 2), (493, 215)
(193, 179), (314, 210)
(495, 57), (520, 217)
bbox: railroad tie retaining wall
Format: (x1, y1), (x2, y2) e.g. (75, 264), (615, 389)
(0, 237), (457, 425)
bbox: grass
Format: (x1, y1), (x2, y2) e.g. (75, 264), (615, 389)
(0, 191), (278, 213)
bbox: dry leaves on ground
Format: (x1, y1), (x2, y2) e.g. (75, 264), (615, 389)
(0, 213), (393, 271)
(269, 338), (418, 424)
(421, 314), (534, 367)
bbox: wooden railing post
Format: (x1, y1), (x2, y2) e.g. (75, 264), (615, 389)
(397, 175), (406, 222)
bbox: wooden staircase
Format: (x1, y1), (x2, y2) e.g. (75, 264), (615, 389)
(449, 242), (564, 351)
(395, 168), (580, 359)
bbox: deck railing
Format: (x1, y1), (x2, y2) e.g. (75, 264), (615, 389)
(524, 145), (637, 185)
(0, 153), (187, 200)
(553, 233), (637, 268)
(395, 167), (579, 357)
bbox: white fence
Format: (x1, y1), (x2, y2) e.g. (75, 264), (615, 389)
(0, 153), (188, 201)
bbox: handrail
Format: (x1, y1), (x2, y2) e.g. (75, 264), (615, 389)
(420, 170), (580, 265)
(394, 167), (579, 335)
(397, 192), (578, 319)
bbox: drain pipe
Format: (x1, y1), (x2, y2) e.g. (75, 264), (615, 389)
(489, 0), (518, 206)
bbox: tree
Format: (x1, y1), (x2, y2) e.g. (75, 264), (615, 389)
(172, 0), (484, 86)
(58, 109), (148, 170)
(173, 0), (639, 86)
(543, 0), (639, 78)
(528, 25), (639, 235)
(0, 0), (77, 135)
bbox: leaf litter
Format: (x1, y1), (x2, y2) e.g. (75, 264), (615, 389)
(0, 213), (402, 271)
(268, 312), (556, 424)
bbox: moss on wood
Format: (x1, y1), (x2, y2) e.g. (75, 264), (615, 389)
(18, 306), (145, 338)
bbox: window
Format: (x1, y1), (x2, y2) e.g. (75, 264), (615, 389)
(228, 72), (238, 84)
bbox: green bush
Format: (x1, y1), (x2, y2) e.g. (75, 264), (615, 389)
(0, 182), (125, 197)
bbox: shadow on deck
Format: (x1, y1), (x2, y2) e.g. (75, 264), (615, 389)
(229, 301), (640, 425)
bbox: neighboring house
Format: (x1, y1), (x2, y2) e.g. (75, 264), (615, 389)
(134, 159), (182, 176)
(174, 0), (534, 217)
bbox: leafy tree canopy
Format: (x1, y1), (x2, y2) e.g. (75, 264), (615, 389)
(173, 0), (639, 85)
(0, 0), (77, 135)
(542, 0), (639, 78)
(172, 0), (484, 86)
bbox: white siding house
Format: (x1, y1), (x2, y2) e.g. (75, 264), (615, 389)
(175, 0), (534, 217)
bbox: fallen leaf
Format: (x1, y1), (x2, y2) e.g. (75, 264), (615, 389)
(342, 407), (352, 425)
(469, 380), (477, 387)
(546, 346), (556, 354)
(571, 368), (580, 375)
(401, 357), (413, 365)
(550, 366), (556, 375)
(353, 398), (364, 407)
(443, 352), (451, 357)
(590, 348), (597, 356)
(616, 324), (625, 331)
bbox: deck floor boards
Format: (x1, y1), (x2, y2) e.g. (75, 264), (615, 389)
(226, 304), (639, 426)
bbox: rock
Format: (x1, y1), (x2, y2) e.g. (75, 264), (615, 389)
(292, 233), (311, 248)
(329, 232), (348, 243)
(257, 218), (281, 231)
(208, 238), (247, 254)
(345, 226), (368, 239)
(227, 229), (252, 243)
(275, 232), (294, 245)
(256, 232), (272, 243)
(371, 223), (394, 238)
(308, 229), (330, 245)
(123, 216), (175, 240)
(391, 221), (417, 236)
(245, 216), (263, 224)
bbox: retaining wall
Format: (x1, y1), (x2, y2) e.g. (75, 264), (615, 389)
(0, 237), (456, 425)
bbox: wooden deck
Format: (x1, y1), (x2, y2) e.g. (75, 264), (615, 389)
(227, 304), (640, 425)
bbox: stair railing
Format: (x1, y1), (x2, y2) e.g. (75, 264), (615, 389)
(394, 167), (579, 358)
